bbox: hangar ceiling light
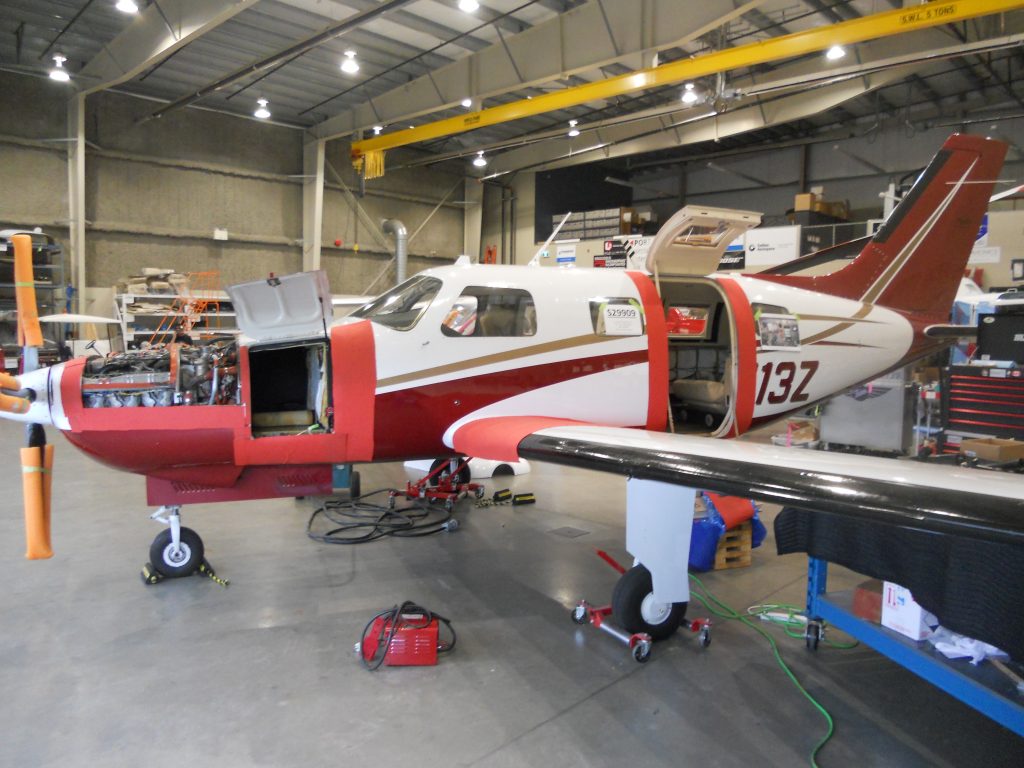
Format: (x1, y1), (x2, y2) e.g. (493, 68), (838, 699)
(254, 98), (270, 120)
(341, 51), (360, 75)
(472, 151), (487, 167)
(458, 0), (480, 13)
(567, 120), (580, 137)
(115, 0), (139, 13)
(49, 54), (70, 82)
(826, 45), (846, 61)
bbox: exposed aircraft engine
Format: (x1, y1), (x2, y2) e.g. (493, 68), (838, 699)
(81, 340), (239, 408)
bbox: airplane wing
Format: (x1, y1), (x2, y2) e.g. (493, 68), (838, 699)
(453, 418), (1024, 656)
(454, 418), (1024, 542)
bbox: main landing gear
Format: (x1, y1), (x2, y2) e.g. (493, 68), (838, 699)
(142, 506), (227, 586)
(611, 563), (689, 642)
(389, 456), (485, 512)
(573, 552), (711, 663)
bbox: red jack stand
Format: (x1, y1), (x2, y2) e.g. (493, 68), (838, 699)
(389, 457), (485, 511)
(571, 550), (712, 663)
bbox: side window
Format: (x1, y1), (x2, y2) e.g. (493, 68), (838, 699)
(589, 298), (645, 336)
(441, 287), (536, 337)
(752, 303), (800, 350)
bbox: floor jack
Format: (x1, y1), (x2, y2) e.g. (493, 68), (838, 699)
(572, 550), (711, 663)
(389, 457), (486, 511)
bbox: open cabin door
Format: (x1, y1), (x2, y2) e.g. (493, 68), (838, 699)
(645, 205), (761, 278)
(646, 207), (761, 435)
(227, 271), (334, 437)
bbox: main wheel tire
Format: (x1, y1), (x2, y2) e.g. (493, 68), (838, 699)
(611, 564), (687, 641)
(149, 527), (205, 578)
(348, 470), (361, 499)
(429, 457), (471, 487)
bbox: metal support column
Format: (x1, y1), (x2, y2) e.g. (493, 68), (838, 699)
(67, 93), (86, 313)
(302, 138), (325, 272)
(462, 178), (483, 260)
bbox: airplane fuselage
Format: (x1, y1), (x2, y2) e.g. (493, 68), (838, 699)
(18, 262), (939, 506)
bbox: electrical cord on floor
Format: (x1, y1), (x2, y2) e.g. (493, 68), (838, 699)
(360, 600), (456, 671)
(688, 573), (843, 768)
(307, 489), (457, 544)
(746, 603), (859, 649)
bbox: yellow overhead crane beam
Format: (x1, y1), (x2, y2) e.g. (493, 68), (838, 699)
(351, 0), (1024, 179)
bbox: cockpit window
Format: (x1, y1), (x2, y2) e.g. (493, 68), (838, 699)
(440, 287), (536, 337)
(351, 276), (442, 331)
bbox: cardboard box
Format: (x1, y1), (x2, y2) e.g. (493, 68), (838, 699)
(960, 437), (1024, 462)
(852, 579), (882, 624)
(881, 582), (936, 641)
(794, 193), (818, 211)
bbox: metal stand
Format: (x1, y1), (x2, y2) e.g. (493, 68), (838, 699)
(805, 557), (1024, 736)
(572, 548), (712, 662)
(390, 457), (484, 511)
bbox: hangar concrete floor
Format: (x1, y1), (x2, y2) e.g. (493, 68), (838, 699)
(0, 418), (1021, 767)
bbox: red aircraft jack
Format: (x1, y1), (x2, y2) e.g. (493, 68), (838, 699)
(572, 550), (711, 663)
(389, 457), (486, 511)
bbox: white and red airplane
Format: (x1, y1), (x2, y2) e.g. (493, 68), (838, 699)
(4, 133), (1024, 652)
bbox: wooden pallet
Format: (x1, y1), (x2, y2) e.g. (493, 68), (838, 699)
(714, 522), (753, 570)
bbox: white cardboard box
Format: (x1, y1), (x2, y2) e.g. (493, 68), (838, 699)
(881, 582), (937, 641)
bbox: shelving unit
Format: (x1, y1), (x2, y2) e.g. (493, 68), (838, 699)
(0, 230), (67, 371)
(114, 291), (237, 348)
(805, 558), (1024, 736)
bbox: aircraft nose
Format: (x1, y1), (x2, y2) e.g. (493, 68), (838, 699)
(0, 364), (66, 428)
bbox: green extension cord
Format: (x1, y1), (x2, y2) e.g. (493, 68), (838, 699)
(688, 573), (856, 767)
(746, 603), (859, 649)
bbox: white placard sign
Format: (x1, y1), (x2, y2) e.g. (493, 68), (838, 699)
(969, 246), (1001, 265)
(744, 225), (800, 266)
(601, 304), (643, 336)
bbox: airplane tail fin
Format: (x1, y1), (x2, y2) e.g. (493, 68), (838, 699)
(785, 134), (1007, 317)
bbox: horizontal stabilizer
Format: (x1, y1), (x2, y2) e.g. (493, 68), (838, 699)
(924, 324), (977, 339)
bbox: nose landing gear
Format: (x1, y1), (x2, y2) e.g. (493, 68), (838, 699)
(148, 506), (204, 577)
(142, 506), (226, 586)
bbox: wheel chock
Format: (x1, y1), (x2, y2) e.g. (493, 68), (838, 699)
(140, 558), (229, 587)
(141, 562), (164, 586)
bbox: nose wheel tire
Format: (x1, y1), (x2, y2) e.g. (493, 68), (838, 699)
(150, 527), (205, 578)
(611, 564), (687, 641)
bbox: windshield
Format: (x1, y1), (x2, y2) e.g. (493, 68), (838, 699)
(350, 276), (442, 330)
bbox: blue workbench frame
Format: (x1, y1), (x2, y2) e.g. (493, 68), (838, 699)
(805, 557), (1024, 737)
